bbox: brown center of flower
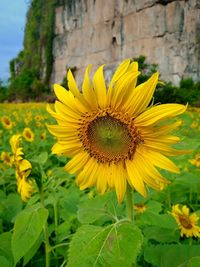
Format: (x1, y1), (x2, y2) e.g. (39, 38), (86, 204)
(179, 215), (192, 229)
(79, 109), (143, 163)
(26, 131), (32, 139)
(4, 118), (11, 125)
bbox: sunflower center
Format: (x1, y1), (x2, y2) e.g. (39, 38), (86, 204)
(179, 215), (192, 229)
(26, 131), (31, 139)
(88, 116), (131, 155)
(5, 118), (11, 125)
(79, 110), (143, 163)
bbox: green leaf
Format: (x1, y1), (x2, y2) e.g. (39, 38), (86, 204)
(0, 194), (22, 222)
(78, 191), (124, 224)
(57, 221), (71, 242)
(0, 232), (13, 267)
(78, 193), (111, 224)
(187, 257), (200, 267)
(143, 226), (180, 243)
(0, 256), (10, 267)
(23, 233), (43, 266)
(38, 152), (48, 165)
(144, 244), (200, 267)
(11, 206), (48, 265)
(138, 212), (177, 229)
(68, 222), (143, 267)
(60, 185), (80, 220)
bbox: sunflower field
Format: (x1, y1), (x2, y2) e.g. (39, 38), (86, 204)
(1, 62), (200, 267)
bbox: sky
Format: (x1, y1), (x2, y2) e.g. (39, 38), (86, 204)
(0, 1), (28, 82)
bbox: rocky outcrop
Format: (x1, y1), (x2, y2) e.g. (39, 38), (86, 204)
(51, 0), (200, 85)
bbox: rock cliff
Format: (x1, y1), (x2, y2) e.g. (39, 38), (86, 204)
(51, 0), (200, 86)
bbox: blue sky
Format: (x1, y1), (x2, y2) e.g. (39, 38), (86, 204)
(0, 1), (28, 82)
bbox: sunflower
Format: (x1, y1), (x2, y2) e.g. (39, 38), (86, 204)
(10, 135), (32, 201)
(47, 59), (187, 203)
(0, 151), (12, 166)
(134, 203), (147, 213)
(189, 153), (200, 167)
(40, 131), (46, 140)
(22, 127), (35, 142)
(1, 116), (12, 129)
(16, 170), (33, 202)
(171, 204), (200, 238)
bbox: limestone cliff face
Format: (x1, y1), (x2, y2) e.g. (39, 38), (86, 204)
(51, 0), (200, 85)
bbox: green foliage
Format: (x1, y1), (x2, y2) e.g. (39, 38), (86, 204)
(0, 81), (8, 102)
(144, 244), (200, 267)
(8, 69), (51, 101)
(23, 0), (56, 83)
(68, 223), (143, 267)
(0, 232), (13, 267)
(0, 194), (22, 223)
(78, 191), (125, 224)
(11, 205), (48, 265)
(6, 0), (56, 102)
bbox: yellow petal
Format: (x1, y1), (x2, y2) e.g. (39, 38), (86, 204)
(51, 142), (82, 156)
(47, 125), (79, 138)
(126, 159), (147, 197)
(109, 59), (131, 86)
(124, 72), (159, 116)
(145, 149), (180, 173)
(54, 101), (80, 120)
(47, 104), (67, 125)
(134, 104), (187, 126)
(82, 64), (98, 109)
(136, 150), (169, 184)
(19, 159), (32, 172)
(54, 84), (78, 111)
(96, 164), (107, 194)
(107, 162), (115, 188)
(78, 158), (99, 189)
(93, 65), (107, 108)
(64, 151), (89, 174)
(114, 163), (127, 203)
(110, 71), (140, 109)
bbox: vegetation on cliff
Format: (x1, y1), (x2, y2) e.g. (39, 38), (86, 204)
(7, 0), (57, 101)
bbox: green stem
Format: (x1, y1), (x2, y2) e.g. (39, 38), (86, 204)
(40, 186), (51, 267)
(126, 184), (134, 222)
(53, 200), (59, 244)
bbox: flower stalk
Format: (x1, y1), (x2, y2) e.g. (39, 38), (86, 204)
(126, 183), (134, 222)
(40, 184), (51, 267)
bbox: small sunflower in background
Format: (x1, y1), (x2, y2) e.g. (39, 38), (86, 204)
(40, 131), (47, 140)
(47, 59), (187, 203)
(10, 134), (33, 202)
(171, 204), (200, 238)
(1, 116), (12, 129)
(0, 151), (13, 166)
(23, 127), (35, 142)
(134, 203), (147, 214)
(189, 153), (200, 167)
(35, 115), (43, 121)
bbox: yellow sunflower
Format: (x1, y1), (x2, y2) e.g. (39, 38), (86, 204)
(1, 116), (12, 129)
(134, 203), (147, 213)
(40, 131), (46, 140)
(189, 153), (200, 167)
(10, 135), (32, 201)
(22, 127), (35, 142)
(171, 204), (200, 238)
(47, 59), (187, 203)
(0, 151), (12, 166)
(16, 170), (33, 202)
